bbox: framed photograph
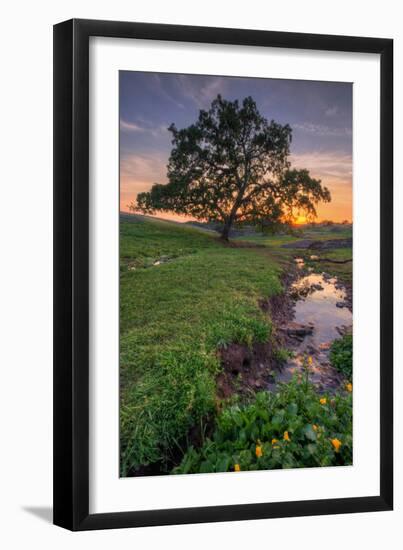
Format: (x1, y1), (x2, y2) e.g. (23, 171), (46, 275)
(53, 19), (393, 530)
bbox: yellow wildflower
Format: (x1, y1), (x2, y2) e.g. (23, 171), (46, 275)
(234, 463), (241, 472)
(308, 356), (313, 366)
(312, 424), (318, 432)
(255, 445), (263, 458)
(331, 438), (342, 452)
(320, 397), (327, 405)
(346, 382), (353, 392)
(271, 438), (278, 445)
(283, 431), (290, 441)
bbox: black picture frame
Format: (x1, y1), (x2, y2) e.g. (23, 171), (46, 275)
(53, 18), (393, 531)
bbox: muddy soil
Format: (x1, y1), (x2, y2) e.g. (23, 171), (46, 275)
(216, 271), (296, 399)
(217, 258), (352, 398)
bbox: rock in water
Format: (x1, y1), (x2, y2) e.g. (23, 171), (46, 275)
(312, 283), (324, 291)
(286, 322), (314, 338)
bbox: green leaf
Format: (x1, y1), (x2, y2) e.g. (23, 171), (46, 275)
(216, 455), (231, 472)
(287, 403), (298, 416)
(306, 444), (316, 456)
(271, 411), (285, 429)
(200, 460), (214, 473)
(303, 424), (317, 442)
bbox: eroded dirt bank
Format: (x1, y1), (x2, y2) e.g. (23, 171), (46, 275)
(217, 259), (352, 398)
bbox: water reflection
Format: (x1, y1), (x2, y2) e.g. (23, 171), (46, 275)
(270, 262), (353, 392)
(292, 273), (352, 345)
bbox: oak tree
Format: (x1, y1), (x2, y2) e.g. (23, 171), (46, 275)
(133, 95), (331, 240)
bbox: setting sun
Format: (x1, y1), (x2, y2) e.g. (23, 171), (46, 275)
(294, 215), (307, 225)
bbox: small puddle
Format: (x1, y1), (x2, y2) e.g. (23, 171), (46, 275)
(269, 258), (352, 392)
(292, 272), (352, 345)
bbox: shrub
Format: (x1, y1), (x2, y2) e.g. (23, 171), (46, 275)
(330, 334), (352, 379)
(173, 376), (352, 474)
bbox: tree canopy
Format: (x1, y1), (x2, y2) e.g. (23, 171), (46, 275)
(132, 95), (331, 240)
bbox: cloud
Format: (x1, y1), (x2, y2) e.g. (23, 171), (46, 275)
(120, 152), (167, 181)
(119, 150), (352, 221)
(290, 150), (352, 184)
(120, 119), (144, 132)
(120, 118), (169, 138)
(152, 74), (186, 109)
(120, 152), (167, 210)
(176, 75), (227, 109)
(290, 150), (352, 222)
(325, 105), (338, 117)
(292, 122), (352, 138)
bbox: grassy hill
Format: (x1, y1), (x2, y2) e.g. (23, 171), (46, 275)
(120, 215), (353, 475)
(120, 216), (283, 475)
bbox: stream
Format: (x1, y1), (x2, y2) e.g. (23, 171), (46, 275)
(270, 258), (352, 392)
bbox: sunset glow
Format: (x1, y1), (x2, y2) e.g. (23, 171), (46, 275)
(120, 73), (352, 223)
(294, 215), (308, 225)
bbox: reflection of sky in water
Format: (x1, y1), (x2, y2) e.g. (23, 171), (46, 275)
(292, 273), (352, 344)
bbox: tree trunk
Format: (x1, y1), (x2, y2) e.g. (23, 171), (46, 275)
(220, 221), (231, 241)
(220, 200), (241, 241)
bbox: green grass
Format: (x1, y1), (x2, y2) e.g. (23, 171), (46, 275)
(330, 334), (353, 379)
(234, 224), (352, 283)
(120, 215), (217, 269)
(304, 248), (353, 284)
(119, 216), (353, 475)
(235, 233), (299, 247)
(120, 216), (283, 475)
(235, 224), (352, 248)
(303, 226), (352, 241)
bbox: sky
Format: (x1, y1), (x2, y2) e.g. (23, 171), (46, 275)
(120, 72), (352, 223)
